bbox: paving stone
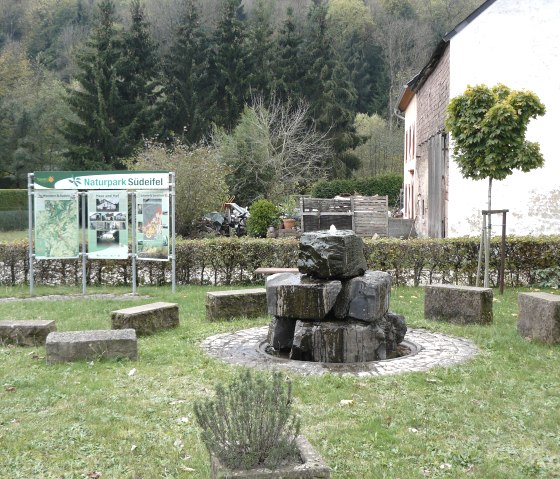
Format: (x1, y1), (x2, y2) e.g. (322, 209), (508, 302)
(200, 327), (478, 377)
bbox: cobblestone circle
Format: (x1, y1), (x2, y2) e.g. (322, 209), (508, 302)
(201, 327), (479, 376)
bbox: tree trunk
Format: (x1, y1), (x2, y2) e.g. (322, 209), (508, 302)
(484, 177), (492, 287)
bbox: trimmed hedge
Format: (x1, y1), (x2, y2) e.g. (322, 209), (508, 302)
(0, 189), (28, 231)
(1, 236), (559, 287)
(310, 174), (403, 206)
(0, 189), (27, 210)
(0, 237), (299, 287)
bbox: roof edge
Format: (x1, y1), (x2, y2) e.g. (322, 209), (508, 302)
(443, 0), (499, 41)
(397, 0), (499, 113)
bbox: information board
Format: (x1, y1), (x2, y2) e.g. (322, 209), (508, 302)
(136, 190), (170, 261)
(87, 191), (129, 260)
(34, 190), (80, 259)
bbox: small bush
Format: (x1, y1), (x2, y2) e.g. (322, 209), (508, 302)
(246, 199), (281, 237)
(194, 370), (301, 470)
(125, 141), (229, 237)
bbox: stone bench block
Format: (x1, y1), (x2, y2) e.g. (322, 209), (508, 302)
(46, 329), (137, 364)
(0, 320), (56, 346)
(266, 273), (341, 321)
(518, 292), (560, 343)
(111, 302), (179, 335)
(424, 284), (493, 324)
(206, 289), (267, 321)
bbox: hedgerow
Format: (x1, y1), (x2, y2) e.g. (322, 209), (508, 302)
(309, 174), (403, 206)
(1, 236), (559, 287)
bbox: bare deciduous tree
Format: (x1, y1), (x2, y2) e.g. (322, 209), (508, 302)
(214, 94), (333, 204)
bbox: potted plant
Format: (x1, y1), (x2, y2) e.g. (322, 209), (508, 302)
(279, 196), (299, 230)
(246, 200), (281, 237)
(194, 370), (330, 478)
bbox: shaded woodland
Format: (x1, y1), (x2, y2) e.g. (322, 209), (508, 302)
(0, 0), (483, 188)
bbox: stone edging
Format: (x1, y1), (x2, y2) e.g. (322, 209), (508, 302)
(200, 327), (479, 377)
(0, 293), (151, 303)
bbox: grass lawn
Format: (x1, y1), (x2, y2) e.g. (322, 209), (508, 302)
(1, 284), (559, 478)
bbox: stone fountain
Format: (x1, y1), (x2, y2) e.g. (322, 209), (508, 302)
(266, 230), (407, 363)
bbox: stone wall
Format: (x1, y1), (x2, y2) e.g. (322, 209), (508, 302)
(415, 46), (450, 237)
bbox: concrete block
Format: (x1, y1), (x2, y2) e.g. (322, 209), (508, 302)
(518, 292), (560, 343)
(0, 320), (56, 346)
(46, 329), (137, 364)
(424, 284), (493, 324)
(206, 289), (267, 321)
(111, 302), (179, 335)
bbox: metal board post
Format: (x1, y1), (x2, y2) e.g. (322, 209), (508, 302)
(28, 173), (34, 296)
(81, 192), (87, 295)
(131, 192), (137, 295)
(170, 172), (176, 293)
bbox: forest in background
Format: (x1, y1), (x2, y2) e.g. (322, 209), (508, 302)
(0, 0), (483, 196)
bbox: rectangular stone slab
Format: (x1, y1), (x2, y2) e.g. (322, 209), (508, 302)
(206, 289), (267, 321)
(0, 320), (56, 346)
(518, 292), (560, 343)
(46, 329), (137, 364)
(424, 284), (493, 324)
(111, 302), (179, 335)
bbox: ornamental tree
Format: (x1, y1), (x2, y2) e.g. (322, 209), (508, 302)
(446, 83), (545, 284)
(446, 84), (545, 185)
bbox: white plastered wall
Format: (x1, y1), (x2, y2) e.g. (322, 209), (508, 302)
(403, 95), (417, 220)
(448, 0), (560, 236)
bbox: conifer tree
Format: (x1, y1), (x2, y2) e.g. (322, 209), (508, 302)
(161, 0), (208, 142)
(343, 31), (387, 114)
(272, 7), (305, 103)
(64, 0), (127, 169)
(120, 0), (161, 146)
(244, 0), (273, 100)
(207, 0), (248, 131)
(303, 0), (360, 177)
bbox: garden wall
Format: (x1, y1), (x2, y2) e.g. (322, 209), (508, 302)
(1, 236), (559, 288)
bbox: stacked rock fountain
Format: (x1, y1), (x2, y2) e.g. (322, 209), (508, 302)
(266, 229), (407, 363)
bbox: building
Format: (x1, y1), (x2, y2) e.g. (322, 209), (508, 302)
(397, 0), (560, 237)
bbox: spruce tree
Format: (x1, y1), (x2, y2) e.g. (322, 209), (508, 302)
(207, 0), (248, 131)
(343, 31), (387, 114)
(161, 0), (208, 142)
(120, 0), (161, 147)
(64, 0), (126, 169)
(272, 7), (305, 103)
(303, 0), (360, 177)
(244, 0), (273, 100)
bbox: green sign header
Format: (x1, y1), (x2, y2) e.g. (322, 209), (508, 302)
(33, 171), (170, 190)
